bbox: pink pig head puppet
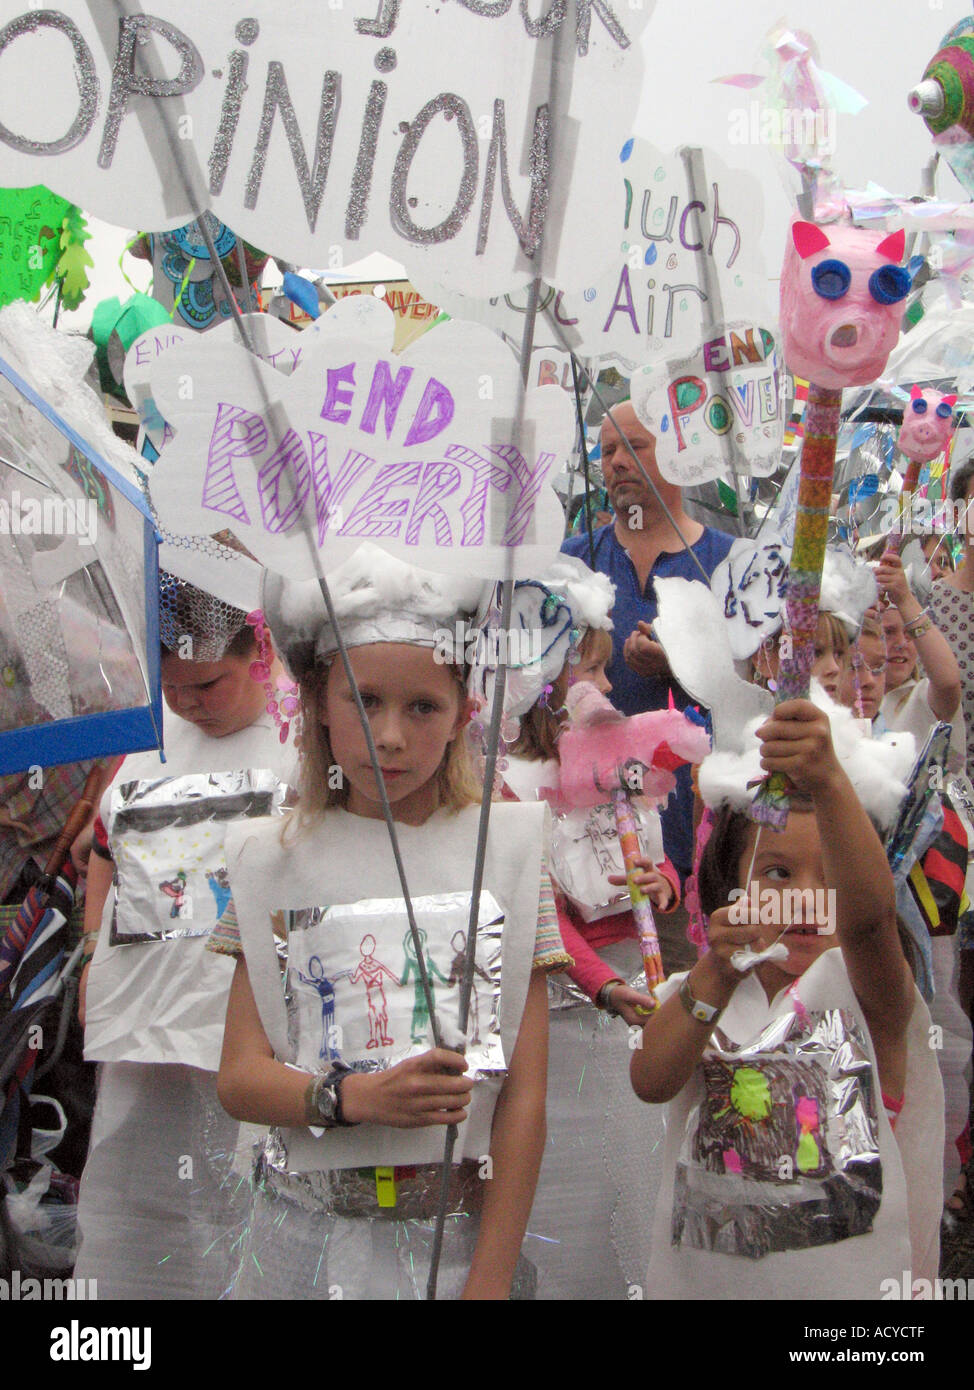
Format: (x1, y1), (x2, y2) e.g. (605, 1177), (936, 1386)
(780, 221), (910, 388)
(897, 386), (957, 463)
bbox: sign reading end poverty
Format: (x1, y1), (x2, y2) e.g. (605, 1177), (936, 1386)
(629, 322), (783, 485)
(148, 297), (573, 579)
(0, 1), (650, 298)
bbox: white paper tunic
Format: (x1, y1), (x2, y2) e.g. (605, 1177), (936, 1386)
(84, 710), (294, 1071)
(645, 949), (943, 1299)
(226, 800), (546, 1172)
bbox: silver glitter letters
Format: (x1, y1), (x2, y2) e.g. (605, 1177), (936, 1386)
(243, 62), (342, 231)
(0, 11), (98, 155)
(98, 16), (204, 170)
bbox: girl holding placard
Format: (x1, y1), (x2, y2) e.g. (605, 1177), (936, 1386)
(211, 546), (566, 1300)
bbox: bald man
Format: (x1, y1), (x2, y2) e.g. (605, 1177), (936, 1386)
(562, 401), (733, 888)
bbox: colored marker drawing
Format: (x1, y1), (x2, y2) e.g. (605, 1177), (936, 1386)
(446, 929), (492, 1046)
(297, 955), (350, 1061)
(205, 867), (231, 918)
(158, 870), (188, 919)
(400, 927), (448, 1044)
(347, 934), (399, 1050)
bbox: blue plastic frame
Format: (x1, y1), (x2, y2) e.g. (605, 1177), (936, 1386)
(0, 352), (165, 774)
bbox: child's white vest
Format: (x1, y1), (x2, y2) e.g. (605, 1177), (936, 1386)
(84, 711), (292, 1072)
(226, 800), (546, 1171)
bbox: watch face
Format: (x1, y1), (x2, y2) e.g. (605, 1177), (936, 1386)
(313, 1082), (339, 1125)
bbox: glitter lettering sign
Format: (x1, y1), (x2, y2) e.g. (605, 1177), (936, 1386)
(0, 1), (651, 297)
(148, 296), (573, 578)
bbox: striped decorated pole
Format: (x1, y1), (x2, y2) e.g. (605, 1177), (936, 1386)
(751, 381), (842, 826)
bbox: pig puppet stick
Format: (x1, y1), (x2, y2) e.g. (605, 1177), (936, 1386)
(751, 219), (910, 827)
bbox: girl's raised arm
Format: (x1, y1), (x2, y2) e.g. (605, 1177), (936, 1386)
(758, 700), (915, 1093)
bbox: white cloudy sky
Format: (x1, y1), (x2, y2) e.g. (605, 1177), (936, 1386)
(61, 0), (966, 330)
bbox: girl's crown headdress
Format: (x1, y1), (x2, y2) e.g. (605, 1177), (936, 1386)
(158, 536), (264, 663)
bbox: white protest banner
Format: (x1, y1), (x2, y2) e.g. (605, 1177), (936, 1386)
(147, 295), (574, 579)
(629, 321), (783, 485)
(415, 139), (771, 363)
(0, 1), (650, 298)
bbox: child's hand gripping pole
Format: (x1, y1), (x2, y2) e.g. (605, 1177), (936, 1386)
(612, 788), (663, 1000)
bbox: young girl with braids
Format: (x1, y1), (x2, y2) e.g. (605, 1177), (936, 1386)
(473, 556), (682, 1298)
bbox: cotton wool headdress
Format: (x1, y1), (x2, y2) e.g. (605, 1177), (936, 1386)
(697, 683), (915, 831)
(261, 543), (486, 682)
(468, 555), (615, 721)
(711, 535), (879, 661)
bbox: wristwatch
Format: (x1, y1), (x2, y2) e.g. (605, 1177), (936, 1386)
(679, 976), (722, 1026)
(307, 1063), (358, 1128)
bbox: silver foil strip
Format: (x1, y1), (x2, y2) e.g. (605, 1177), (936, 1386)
(257, 1128), (483, 1221)
(672, 1006), (882, 1259)
(111, 771), (281, 832)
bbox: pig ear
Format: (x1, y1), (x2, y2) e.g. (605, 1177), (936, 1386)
(943, 395), (958, 407)
(876, 229), (906, 262)
(793, 221), (831, 259)
(910, 384), (923, 400)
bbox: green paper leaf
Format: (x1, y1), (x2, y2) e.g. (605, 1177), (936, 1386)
(0, 184), (72, 307)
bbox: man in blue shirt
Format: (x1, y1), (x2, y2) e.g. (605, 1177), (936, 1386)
(562, 401), (733, 885)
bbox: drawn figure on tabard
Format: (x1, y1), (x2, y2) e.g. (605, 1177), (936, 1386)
(400, 927), (449, 1044)
(583, 804), (619, 876)
(348, 934), (399, 1049)
(446, 930), (492, 1046)
(205, 867), (231, 918)
(158, 869), (188, 919)
(297, 955), (350, 1061)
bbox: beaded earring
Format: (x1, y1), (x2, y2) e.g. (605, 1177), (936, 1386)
(246, 610), (301, 743)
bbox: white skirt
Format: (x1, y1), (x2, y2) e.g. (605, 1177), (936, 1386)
(75, 1061), (250, 1299)
(526, 940), (667, 1299)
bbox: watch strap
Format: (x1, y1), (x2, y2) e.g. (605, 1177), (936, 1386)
(679, 975), (722, 1026)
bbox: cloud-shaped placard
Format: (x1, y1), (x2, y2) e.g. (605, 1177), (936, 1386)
(148, 296), (573, 580)
(629, 322), (784, 486)
(0, 0), (650, 300)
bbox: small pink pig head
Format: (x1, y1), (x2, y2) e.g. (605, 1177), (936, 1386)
(780, 221), (910, 389)
(897, 386), (957, 462)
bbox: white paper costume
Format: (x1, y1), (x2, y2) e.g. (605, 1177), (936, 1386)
(76, 570), (293, 1300)
(643, 588), (945, 1296)
(646, 951), (943, 1298)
